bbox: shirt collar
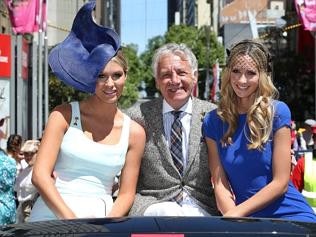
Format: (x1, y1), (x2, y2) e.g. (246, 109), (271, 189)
(162, 97), (192, 115)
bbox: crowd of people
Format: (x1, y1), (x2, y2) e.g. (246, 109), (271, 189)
(0, 134), (40, 225)
(290, 119), (316, 213)
(0, 0), (315, 226)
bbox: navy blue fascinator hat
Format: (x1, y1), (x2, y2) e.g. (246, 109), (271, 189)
(48, 0), (121, 93)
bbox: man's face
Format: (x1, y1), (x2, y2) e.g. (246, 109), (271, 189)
(23, 152), (37, 166)
(155, 54), (197, 110)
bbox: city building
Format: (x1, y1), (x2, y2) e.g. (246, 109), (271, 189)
(219, 0), (286, 48)
(168, 0), (213, 29)
(96, 0), (121, 36)
(47, 0), (121, 47)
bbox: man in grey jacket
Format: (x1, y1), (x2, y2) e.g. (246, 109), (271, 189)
(127, 43), (219, 216)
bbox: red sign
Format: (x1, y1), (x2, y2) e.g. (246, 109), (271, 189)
(0, 34), (11, 78)
(131, 235), (184, 237)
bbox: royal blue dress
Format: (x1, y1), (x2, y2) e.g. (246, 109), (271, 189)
(0, 149), (16, 225)
(203, 100), (316, 222)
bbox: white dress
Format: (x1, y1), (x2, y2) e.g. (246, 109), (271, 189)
(29, 101), (130, 221)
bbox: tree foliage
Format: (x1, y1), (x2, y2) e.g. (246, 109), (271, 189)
(139, 35), (165, 97)
(119, 45), (142, 109)
(48, 74), (88, 111)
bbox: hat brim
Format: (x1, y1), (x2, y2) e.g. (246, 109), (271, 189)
(305, 119), (316, 127)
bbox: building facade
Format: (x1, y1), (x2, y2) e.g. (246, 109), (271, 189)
(167, 0), (219, 34)
(47, 0), (120, 47)
(219, 0), (286, 47)
(96, 0), (121, 35)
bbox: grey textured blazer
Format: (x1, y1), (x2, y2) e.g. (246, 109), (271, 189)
(127, 97), (219, 216)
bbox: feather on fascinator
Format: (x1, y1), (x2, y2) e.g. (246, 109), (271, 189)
(48, 0), (121, 93)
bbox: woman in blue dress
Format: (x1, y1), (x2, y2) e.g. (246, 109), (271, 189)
(0, 148), (17, 225)
(203, 39), (316, 222)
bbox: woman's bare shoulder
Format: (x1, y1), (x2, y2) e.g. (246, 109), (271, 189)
(129, 118), (146, 139)
(49, 103), (72, 125)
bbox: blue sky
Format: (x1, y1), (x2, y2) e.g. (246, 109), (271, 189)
(121, 0), (167, 54)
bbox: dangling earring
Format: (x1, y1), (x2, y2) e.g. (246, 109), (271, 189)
(74, 117), (79, 126)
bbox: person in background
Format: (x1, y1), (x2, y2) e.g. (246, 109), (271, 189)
(127, 43), (219, 216)
(6, 134), (25, 209)
(203, 39), (316, 222)
(303, 119), (316, 149)
(6, 134), (26, 176)
(15, 140), (40, 223)
(291, 125), (316, 213)
(291, 149), (297, 175)
(0, 116), (10, 148)
(29, 1), (145, 221)
(297, 128), (307, 151)
(290, 120), (299, 151)
(0, 147), (17, 225)
(290, 120), (298, 174)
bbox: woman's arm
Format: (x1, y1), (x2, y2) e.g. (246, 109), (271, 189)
(224, 126), (291, 217)
(107, 120), (146, 217)
(206, 137), (236, 214)
(31, 104), (76, 219)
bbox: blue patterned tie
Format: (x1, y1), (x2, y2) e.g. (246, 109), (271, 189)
(170, 111), (184, 204)
(170, 111), (183, 175)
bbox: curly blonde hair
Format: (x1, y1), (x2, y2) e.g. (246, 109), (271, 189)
(218, 39), (279, 150)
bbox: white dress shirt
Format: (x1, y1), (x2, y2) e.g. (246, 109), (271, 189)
(162, 98), (192, 170)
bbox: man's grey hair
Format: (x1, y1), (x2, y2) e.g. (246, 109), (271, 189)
(152, 43), (198, 78)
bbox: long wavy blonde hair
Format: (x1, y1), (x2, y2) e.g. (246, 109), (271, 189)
(218, 39), (279, 150)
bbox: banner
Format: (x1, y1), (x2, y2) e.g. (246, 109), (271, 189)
(22, 37), (29, 80)
(192, 82), (199, 97)
(295, 0), (316, 31)
(33, 0), (47, 32)
(210, 61), (220, 103)
(5, 0), (47, 34)
(0, 34), (11, 78)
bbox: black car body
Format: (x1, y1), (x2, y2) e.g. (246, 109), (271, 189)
(1, 216), (316, 237)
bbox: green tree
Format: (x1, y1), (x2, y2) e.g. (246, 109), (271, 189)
(119, 45), (143, 109)
(139, 35), (165, 97)
(48, 74), (88, 111)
